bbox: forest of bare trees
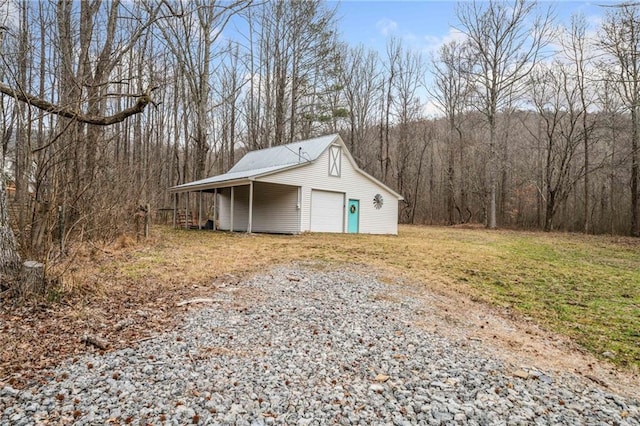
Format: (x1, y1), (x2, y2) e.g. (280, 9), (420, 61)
(1, 0), (639, 287)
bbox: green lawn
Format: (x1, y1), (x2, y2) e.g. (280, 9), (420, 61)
(440, 230), (640, 368)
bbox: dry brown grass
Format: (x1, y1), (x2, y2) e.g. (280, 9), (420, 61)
(1, 224), (638, 388)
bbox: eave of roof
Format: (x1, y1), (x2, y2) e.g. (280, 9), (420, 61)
(355, 168), (404, 201)
(168, 162), (308, 193)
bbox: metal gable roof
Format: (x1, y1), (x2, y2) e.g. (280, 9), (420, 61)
(169, 134), (339, 193)
(229, 134), (338, 173)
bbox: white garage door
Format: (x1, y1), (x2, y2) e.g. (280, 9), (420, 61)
(310, 190), (344, 233)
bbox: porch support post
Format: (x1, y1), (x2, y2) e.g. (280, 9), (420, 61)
(248, 181), (253, 233)
(214, 188), (218, 230)
(297, 187), (302, 232)
(185, 192), (189, 229)
(172, 193), (177, 228)
(198, 190), (202, 230)
(230, 186), (235, 232)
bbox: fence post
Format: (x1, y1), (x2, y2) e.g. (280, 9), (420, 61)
(144, 203), (150, 238)
(58, 205), (64, 253)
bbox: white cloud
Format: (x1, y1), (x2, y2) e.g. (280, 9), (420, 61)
(376, 18), (398, 36)
(421, 27), (467, 53)
(422, 99), (444, 119)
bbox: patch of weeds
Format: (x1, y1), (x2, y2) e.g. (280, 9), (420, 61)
(46, 287), (64, 303)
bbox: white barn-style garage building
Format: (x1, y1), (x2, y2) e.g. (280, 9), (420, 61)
(169, 134), (403, 235)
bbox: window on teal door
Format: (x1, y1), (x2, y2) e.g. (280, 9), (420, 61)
(348, 199), (359, 233)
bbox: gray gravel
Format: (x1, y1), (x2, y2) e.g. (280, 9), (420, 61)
(1, 264), (638, 425)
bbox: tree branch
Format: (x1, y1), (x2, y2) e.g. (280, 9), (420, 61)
(0, 82), (152, 126)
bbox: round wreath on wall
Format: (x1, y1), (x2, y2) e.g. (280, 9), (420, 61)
(373, 193), (384, 209)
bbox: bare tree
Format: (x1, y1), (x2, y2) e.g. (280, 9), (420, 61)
(379, 37), (401, 181)
(526, 63), (586, 231)
(599, 3), (640, 236)
(0, 1), (163, 287)
(158, 0), (251, 181)
(392, 45), (424, 220)
(243, 0), (339, 148)
(0, 11), (20, 283)
(594, 78), (625, 234)
(561, 13), (596, 233)
(456, 0), (552, 229)
(429, 40), (472, 225)
(215, 41), (245, 172)
(340, 45), (381, 163)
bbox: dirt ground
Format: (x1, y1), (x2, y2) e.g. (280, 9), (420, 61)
(1, 262), (639, 401)
(382, 271), (640, 400)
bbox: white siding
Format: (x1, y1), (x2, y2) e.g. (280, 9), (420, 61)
(218, 188), (231, 230)
(259, 144), (399, 234)
(218, 183), (300, 233)
(310, 190), (344, 232)
(218, 186), (249, 231)
(252, 182), (299, 233)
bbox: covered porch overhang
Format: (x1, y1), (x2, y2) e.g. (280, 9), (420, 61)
(169, 178), (256, 233)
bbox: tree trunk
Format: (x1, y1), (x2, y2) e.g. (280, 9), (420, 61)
(488, 113), (498, 229)
(544, 189), (555, 232)
(446, 119), (455, 225)
(0, 182), (21, 287)
(412, 132), (429, 224)
(459, 130), (467, 224)
(584, 134), (590, 234)
(632, 107), (639, 237)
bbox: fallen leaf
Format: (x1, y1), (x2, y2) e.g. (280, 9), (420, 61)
(512, 369), (529, 379)
(375, 373), (390, 382)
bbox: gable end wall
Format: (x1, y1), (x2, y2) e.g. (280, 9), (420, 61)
(258, 147), (399, 234)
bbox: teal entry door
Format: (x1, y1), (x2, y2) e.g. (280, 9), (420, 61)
(347, 199), (359, 233)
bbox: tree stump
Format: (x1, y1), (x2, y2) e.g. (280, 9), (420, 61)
(18, 260), (45, 297)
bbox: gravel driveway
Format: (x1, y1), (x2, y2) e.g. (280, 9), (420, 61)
(1, 265), (638, 425)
